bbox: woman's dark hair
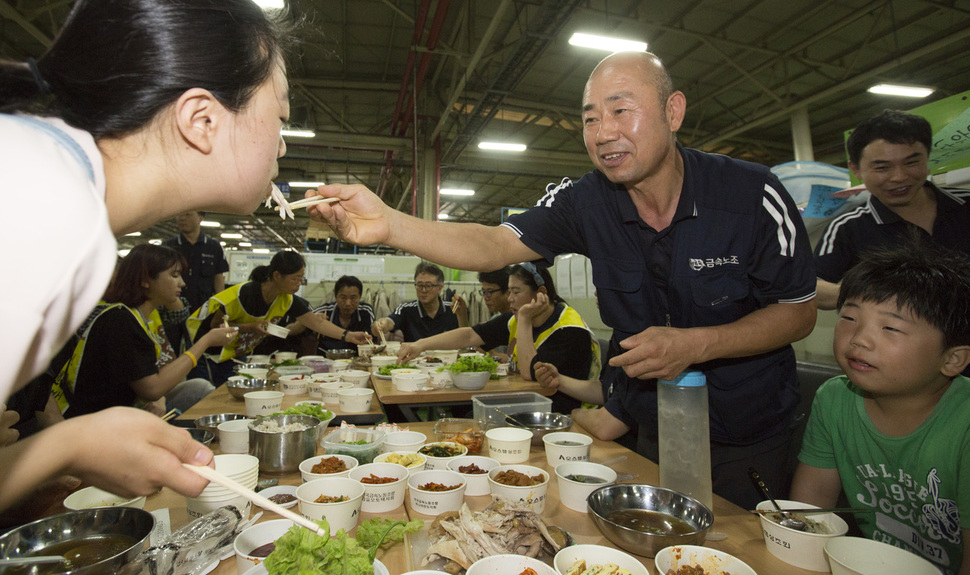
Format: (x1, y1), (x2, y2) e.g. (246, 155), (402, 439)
(838, 239), (970, 348)
(510, 263), (565, 305)
(0, 0), (293, 138)
(334, 275), (363, 296)
(250, 250), (305, 283)
(105, 244), (186, 308)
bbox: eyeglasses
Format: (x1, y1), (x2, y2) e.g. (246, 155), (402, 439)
(479, 288), (505, 297)
(414, 282), (442, 291)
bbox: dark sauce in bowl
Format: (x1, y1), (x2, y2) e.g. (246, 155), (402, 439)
(564, 474), (607, 483)
(605, 509), (695, 535)
(249, 542), (276, 558)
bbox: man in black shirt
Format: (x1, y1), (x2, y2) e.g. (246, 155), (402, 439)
(164, 211), (229, 312)
(371, 262), (458, 341)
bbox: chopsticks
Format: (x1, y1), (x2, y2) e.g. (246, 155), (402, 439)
(749, 507), (878, 516)
(161, 408), (181, 422)
(0, 556), (68, 567)
(182, 464), (327, 536)
(376, 326), (388, 348)
(275, 195), (339, 211)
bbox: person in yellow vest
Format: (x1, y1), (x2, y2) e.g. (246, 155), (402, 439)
(187, 250), (370, 384)
(398, 263), (600, 414)
(51, 245), (237, 418)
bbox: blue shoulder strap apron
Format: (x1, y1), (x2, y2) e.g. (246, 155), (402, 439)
(3, 114), (95, 183)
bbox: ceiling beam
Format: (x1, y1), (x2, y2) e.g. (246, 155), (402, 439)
(0, 0), (52, 48)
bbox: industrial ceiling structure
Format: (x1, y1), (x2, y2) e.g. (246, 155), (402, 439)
(3, 0), (969, 255)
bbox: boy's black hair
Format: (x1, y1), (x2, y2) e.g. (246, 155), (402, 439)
(333, 275), (363, 296)
(478, 267), (511, 291)
(846, 109), (932, 166)
(838, 239), (970, 348)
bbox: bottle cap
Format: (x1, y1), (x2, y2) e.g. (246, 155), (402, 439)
(659, 370), (706, 387)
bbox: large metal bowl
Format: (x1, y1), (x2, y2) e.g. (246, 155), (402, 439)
(187, 428), (215, 445)
(194, 413), (249, 434)
(587, 484), (713, 557)
(226, 378), (275, 399)
(504, 411), (573, 445)
(0, 507), (154, 574)
(249, 414), (323, 473)
(325, 348), (355, 360)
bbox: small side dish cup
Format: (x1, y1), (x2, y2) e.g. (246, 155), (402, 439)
(824, 536), (941, 575)
(321, 381), (353, 404)
(392, 371), (429, 392)
(553, 544), (650, 575)
(383, 431), (428, 453)
(555, 462), (618, 513)
(63, 486), (146, 511)
(348, 462), (409, 513)
(340, 369), (372, 388)
(407, 470), (466, 516)
(244, 390), (284, 417)
(279, 375), (309, 395)
(466, 554), (558, 575)
(485, 427), (532, 463)
(756, 499), (849, 572)
(233, 518), (295, 574)
(447, 456), (501, 496)
(655, 545), (756, 575)
(265, 323), (290, 338)
(487, 464), (550, 513)
(271, 351), (298, 362)
(418, 441), (469, 470)
(542, 432), (593, 466)
(299, 454), (360, 482)
(338, 388), (375, 413)
(217, 418), (254, 454)
(374, 451), (427, 477)
(296, 477), (365, 533)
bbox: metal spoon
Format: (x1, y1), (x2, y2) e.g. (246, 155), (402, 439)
(494, 408), (528, 427)
(748, 467), (808, 531)
(0, 556), (70, 567)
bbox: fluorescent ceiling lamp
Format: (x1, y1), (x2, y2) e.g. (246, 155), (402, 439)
(253, 0), (285, 9)
(200, 220), (221, 228)
(868, 84), (934, 98)
(117, 248), (131, 257)
(220, 241), (226, 246)
(438, 213), (450, 220)
(221, 233), (243, 239)
(253, 248), (271, 254)
(568, 32), (647, 53)
(289, 181), (326, 188)
(440, 188), (475, 196)
(478, 142), (527, 152)
(239, 242), (252, 247)
(125, 231), (141, 237)
(281, 128), (316, 138)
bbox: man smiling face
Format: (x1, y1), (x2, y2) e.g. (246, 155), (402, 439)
(851, 139), (931, 211)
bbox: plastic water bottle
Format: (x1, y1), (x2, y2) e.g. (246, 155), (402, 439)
(658, 370), (713, 511)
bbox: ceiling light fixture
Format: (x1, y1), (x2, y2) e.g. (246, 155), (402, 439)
(252, 0), (284, 9)
(239, 242), (252, 247)
(117, 249), (131, 257)
(253, 248), (271, 254)
(438, 213), (450, 220)
(867, 84), (934, 98)
(440, 188), (475, 196)
(568, 32), (647, 53)
(200, 220), (221, 228)
(221, 233), (243, 239)
(281, 128), (316, 138)
(478, 142), (527, 152)
(289, 181), (326, 188)
(149, 239), (162, 245)
(125, 231), (141, 237)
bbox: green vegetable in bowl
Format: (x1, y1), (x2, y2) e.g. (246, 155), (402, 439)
(442, 355), (498, 374)
(341, 439), (371, 445)
(272, 359), (302, 367)
(263, 517), (423, 575)
(273, 403), (333, 421)
(377, 363), (411, 376)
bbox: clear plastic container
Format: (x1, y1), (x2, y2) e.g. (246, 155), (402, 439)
(471, 392), (552, 429)
(433, 418), (485, 454)
(658, 371), (713, 510)
(320, 427), (386, 464)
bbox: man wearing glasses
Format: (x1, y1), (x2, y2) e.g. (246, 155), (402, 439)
(371, 262), (459, 342)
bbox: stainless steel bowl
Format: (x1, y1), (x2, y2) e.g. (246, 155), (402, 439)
(233, 362), (270, 373)
(325, 348), (355, 360)
(187, 428), (215, 445)
(226, 378), (274, 399)
(0, 507), (154, 574)
(249, 414), (322, 473)
(504, 411), (573, 445)
(587, 484), (713, 557)
(193, 413), (249, 434)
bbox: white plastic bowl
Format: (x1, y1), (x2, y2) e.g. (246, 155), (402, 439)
(338, 388), (374, 413)
(466, 554), (557, 575)
(374, 451), (427, 477)
(383, 431), (428, 453)
(447, 456), (501, 496)
(418, 441), (469, 470)
(553, 544), (650, 575)
(485, 427), (532, 463)
(348, 462), (409, 513)
(296, 477), (365, 533)
(233, 518), (294, 574)
(271, 351), (298, 362)
(449, 371), (490, 390)
(824, 537), (941, 575)
(555, 461), (617, 513)
(392, 371), (429, 392)
(407, 470), (466, 516)
(487, 464), (550, 513)
(299, 454), (359, 482)
(340, 369), (372, 388)
(278, 374), (309, 395)
(265, 323), (290, 338)
(655, 545), (756, 575)
(63, 486), (146, 510)
(756, 499), (849, 571)
(244, 390), (284, 417)
(542, 432), (593, 466)
(321, 381), (353, 404)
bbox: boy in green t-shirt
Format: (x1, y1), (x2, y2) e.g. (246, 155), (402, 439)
(791, 241), (970, 575)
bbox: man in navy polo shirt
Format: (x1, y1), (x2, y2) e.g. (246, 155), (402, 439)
(815, 110), (970, 309)
(371, 262), (459, 342)
(164, 211), (229, 312)
(310, 51), (817, 508)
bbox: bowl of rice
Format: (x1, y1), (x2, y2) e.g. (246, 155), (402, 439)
(249, 414), (322, 473)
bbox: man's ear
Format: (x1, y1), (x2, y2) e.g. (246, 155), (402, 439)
(173, 88), (223, 154)
(848, 162), (862, 181)
(666, 90), (687, 133)
(941, 345), (970, 377)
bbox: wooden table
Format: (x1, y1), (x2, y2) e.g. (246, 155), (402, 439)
(148, 414), (813, 575)
(178, 383), (385, 426)
(372, 372), (554, 421)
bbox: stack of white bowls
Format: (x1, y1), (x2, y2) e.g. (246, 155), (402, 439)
(186, 454), (259, 518)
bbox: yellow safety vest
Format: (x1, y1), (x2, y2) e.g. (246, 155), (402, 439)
(51, 302), (161, 414)
(508, 304), (601, 380)
(186, 282), (293, 363)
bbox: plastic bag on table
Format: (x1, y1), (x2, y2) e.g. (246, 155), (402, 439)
(119, 506), (254, 575)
